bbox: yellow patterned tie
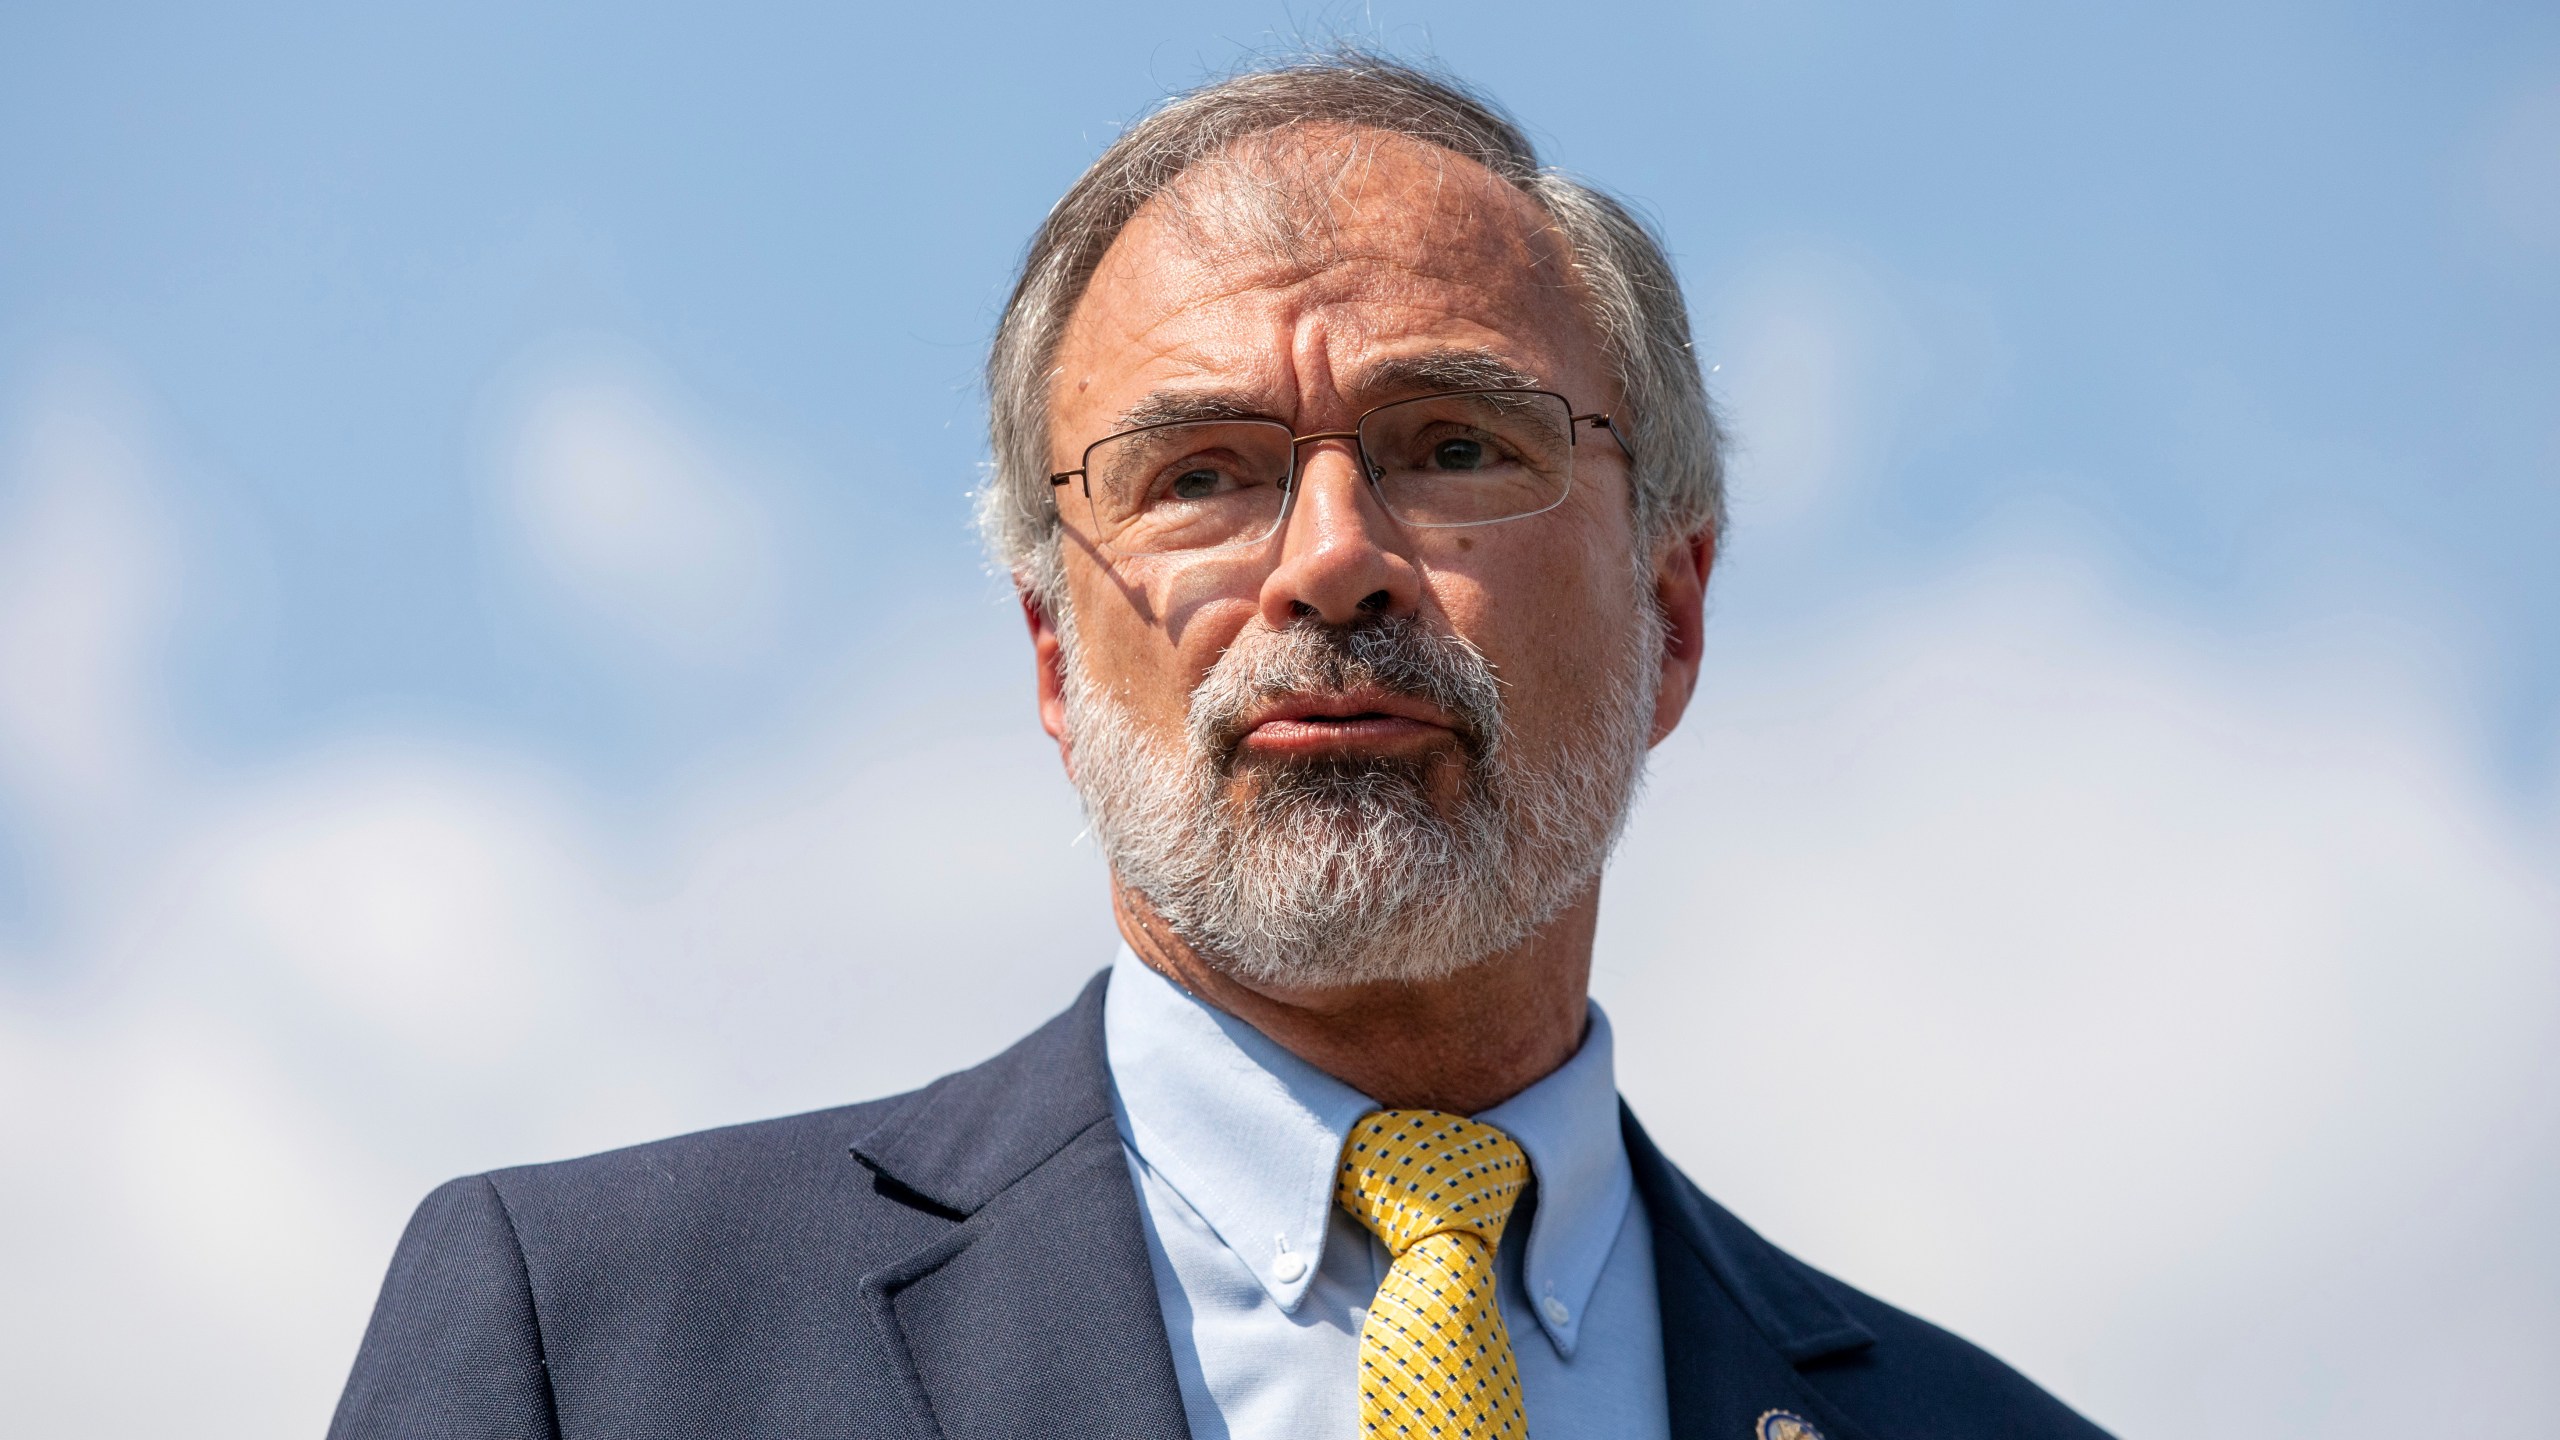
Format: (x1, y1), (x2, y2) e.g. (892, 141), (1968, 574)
(1336, 1110), (1533, 1440)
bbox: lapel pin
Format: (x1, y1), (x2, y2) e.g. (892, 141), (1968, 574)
(1756, 1409), (1825, 1440)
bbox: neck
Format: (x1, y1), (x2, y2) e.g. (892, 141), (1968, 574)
(1111, 880), (1598, 1115)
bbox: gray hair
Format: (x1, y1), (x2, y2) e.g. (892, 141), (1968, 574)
(976, 51), (1725, 605)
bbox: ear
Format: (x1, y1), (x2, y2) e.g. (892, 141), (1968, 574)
(1023, 589), (1075, 772)
(1646, 526), (1716, 747)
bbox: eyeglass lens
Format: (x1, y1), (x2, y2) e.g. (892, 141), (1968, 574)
(1075, 390), (1577, 555)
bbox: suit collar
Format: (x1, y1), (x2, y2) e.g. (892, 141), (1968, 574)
(847, 970), (1192, 1440)
(1625, 1103), (1878, 1440)
(1623, 1105), (1875, 1365)
(851, 969), (1118, 1216)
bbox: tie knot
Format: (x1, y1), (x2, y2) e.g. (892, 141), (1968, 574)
(1335, 1110), (1530, 1257)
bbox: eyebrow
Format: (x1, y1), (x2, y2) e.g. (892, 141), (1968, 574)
(1109, 348), (1549, 432)
(1113, 390), (1272, 430)
(1352, 349), (1546, 397)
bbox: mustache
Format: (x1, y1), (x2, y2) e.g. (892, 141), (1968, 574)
(1187, 616), (1507, 764)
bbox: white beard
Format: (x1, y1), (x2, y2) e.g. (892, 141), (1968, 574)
(1058, 602), (1659, 988)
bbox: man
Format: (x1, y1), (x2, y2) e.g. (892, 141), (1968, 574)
(333, 55), (2109, 1440)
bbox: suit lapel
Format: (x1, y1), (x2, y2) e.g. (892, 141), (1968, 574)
(850, 973), (1192, 1440)
(1625, 1106), (1879, 1440)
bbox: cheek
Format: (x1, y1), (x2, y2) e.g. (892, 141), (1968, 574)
(1424, 524), (1642, 732)
(1064, 561), (1258, 721)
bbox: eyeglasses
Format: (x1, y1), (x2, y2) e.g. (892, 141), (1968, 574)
(1048, 388), (1630, 557)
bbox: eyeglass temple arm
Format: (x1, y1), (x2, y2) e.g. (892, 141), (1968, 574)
(1575, 412), (1637, 465)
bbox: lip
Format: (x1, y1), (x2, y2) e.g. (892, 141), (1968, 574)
(1233, 688), (1464, 757)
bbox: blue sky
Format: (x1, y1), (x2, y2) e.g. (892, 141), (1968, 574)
(2, 3), (2556, 1436)
(7, 2), (2555, 793)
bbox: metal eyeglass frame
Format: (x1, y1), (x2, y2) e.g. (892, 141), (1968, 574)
(1046, 387), (1635, 554)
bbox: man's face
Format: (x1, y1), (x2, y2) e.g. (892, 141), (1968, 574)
(1036, 129), (1702, 985)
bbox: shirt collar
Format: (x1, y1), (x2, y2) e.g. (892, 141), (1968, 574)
(1102, 946), (1634, 1357)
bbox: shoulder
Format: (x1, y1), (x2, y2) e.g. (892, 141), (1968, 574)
(479, 1094), (912, 1252)
(335, 1101), (926, 1438)
(485, 1093), (939, 1281)
(418, 1095), (964, 1379)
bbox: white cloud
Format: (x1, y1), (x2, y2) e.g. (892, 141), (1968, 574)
(1599, 539), (2560, 1436)
(164, 752), (606, 1068)
(0, 743), (650, 1437)
(497, 352), (785, 668)
(0, 369), (176, 842)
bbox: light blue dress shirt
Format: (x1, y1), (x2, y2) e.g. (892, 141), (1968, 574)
(1103, 947), (1671, 1440)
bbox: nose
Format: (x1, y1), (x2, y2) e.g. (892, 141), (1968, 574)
(1257, 438), (1422, 629)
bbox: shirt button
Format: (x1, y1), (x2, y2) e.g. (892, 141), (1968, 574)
(1541, 1295), (1571, 1326)
(1272, 1252), (1307, 1283)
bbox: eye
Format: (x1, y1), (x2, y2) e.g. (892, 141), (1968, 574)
(1431, 437), (1490, 471)
(1168, 466), (1228, 500)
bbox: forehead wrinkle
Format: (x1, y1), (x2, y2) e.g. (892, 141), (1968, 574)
(1088, 155), (1574, 370)
(1054, 281), (1296, 426)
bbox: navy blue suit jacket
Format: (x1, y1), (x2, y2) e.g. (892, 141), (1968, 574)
(332, 972), (2110, 1439)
